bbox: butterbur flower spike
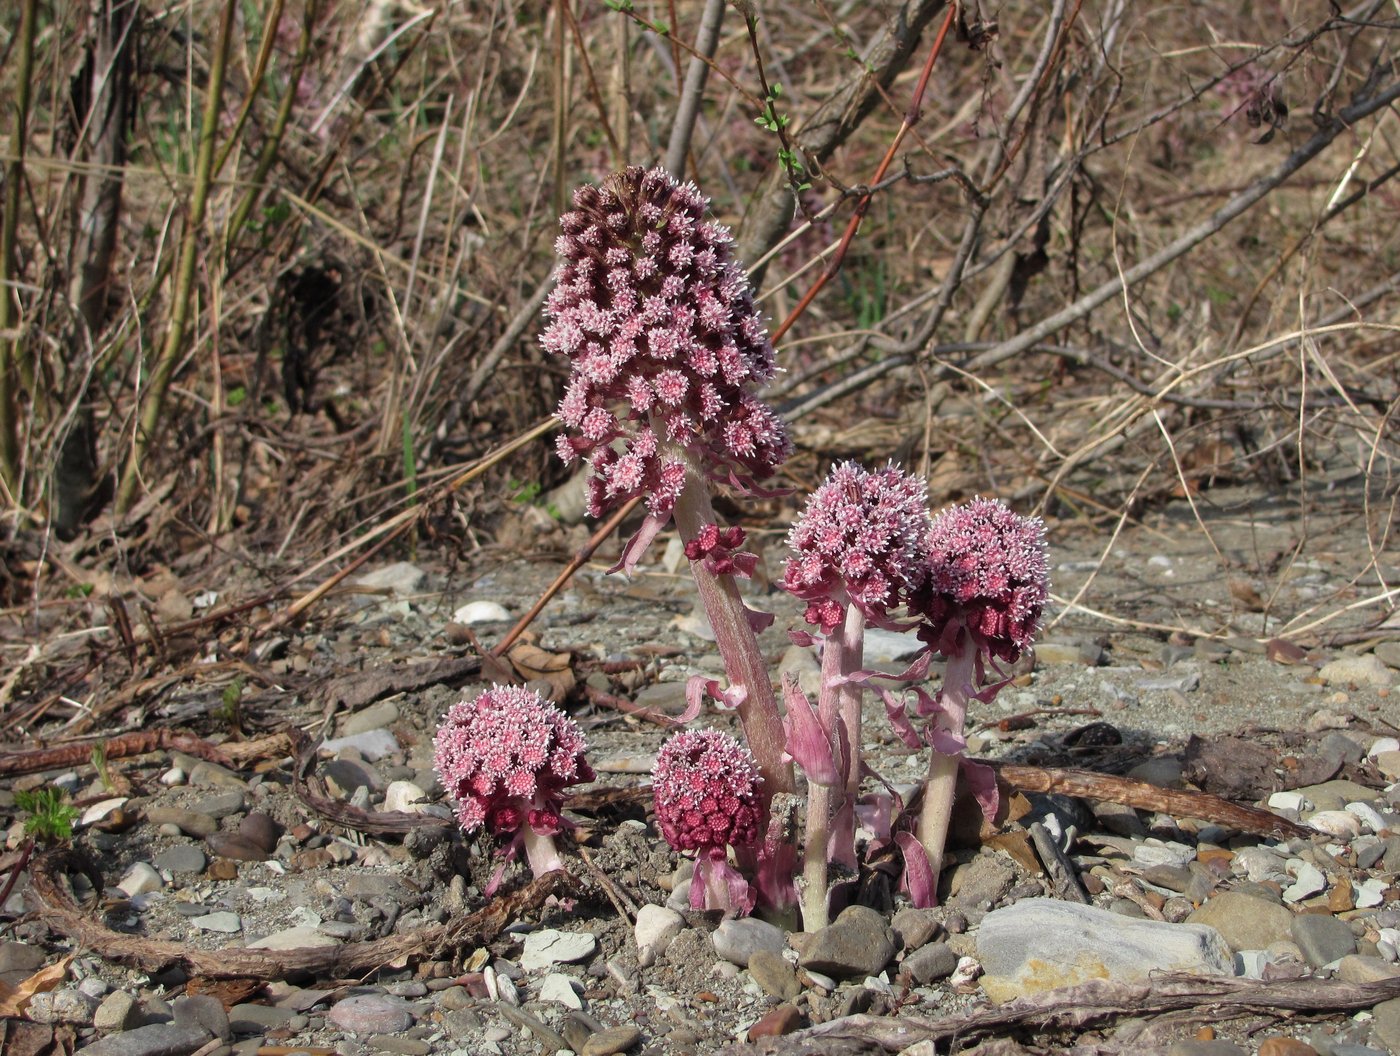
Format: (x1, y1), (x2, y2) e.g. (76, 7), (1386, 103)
(652, 728), (763, 918)
(544, 166), (791, 572)
(908, 497), (1049, 904)
(433, 684), (594, 880)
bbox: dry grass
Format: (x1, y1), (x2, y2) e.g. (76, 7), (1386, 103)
(0, 0), (1395, 642)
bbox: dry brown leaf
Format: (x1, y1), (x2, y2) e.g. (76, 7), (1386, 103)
(506, 642), (576, 701)
(0, 956), (72, 1017)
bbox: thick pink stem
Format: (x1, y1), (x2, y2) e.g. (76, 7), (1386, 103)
(917, 637), (976, 892)
(821, 602), (864, 868)
(671, 455), (794, 798)
(521, 825), (565, 878)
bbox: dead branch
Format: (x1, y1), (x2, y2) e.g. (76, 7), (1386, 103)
(0, 729), (234, 777)
(290, 728), (452, 836)
(28, 848), (567, 978)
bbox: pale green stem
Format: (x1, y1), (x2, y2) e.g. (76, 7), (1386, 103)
(917, 640), (976, 892)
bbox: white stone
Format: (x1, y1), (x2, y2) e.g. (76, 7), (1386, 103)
(1307, 810), (1363, 839)
(537, 973), (583, 1009)
(1132, 840), (1196, 868)
(354, 561), (426, 597)
(383, 780), (429, 814)
(863, 627), (921, 663)
(320, 728), (400, 761)
(1345, 802), (1387, 834)
(1356, 878), (1389, 909)
(975, 900), (1232, 1003)
(247, 926), (340, 950)
(519, 929), (598, 971)
(160, 767), (186, 786)
(1283, 861), (1327, 902)
(452, 601), (511, 625)
(1368, 738), (1400, 758)
(190, 911), (242, 933)
(1268, 791), (1311, 813)
(80, 797), (128, 828)
(633, 905), (684, 968)
(117, 862), (163, 897)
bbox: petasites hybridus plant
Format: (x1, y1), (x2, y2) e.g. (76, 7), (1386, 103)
(433, 684), (594, 880)
(652, 728), (764, 917)
(908, 497), (1049, 898)
(543, 166), (795, 817)
(782, 461), (932, 929)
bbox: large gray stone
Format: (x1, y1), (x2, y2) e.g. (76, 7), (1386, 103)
(1186, 891), (1294, 953)
(1291, 913), (1356, 966)
(711, 916), (787, 968)
(977, 899), (1233, 1003)
(76, 1025), (210, 1056)
(798, 905), (898, 979)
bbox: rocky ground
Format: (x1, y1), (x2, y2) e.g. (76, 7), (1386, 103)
(2, 471), (1399, 1056)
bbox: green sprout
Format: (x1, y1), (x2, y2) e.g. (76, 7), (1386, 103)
(91, 741), (114, 793)
(14, 788), (79, 844)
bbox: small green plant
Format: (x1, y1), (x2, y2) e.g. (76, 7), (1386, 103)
(217, 676), (244, 729)
(91, 741), (114, 793)
(14, 788), (79, 843)
(754, 84), (811, 191)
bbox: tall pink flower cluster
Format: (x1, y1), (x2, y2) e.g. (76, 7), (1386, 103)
(653, 728), (764, 915)
(784, 461), (932, 632)
(543, 166), (790, 521)
(433, 684), (594, 842)
(912, 497), (1049, 662)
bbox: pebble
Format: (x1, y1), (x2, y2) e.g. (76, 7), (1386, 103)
(238, 812), (281, 852)
(1167, 1043), (1246, 1056)
(633, 904), (684, 967)
(1284, 862), (1328, 903)
(745, 1005), (805, 1040)
(1256, 1040), (1321, 1056)
(186, 760), (247, 791)
(246, 926), (342, 950)
(204, 834), (268, 862)
(978, 900), (1232, 1003)
(117, 863), (163, 897)
(1291, 914), (1356, 966)
(74, 1024), (210, 1056)
(367, 1037), (430, 1056)
(580, 1025), (642, 1056)
(93, 990), (142, 1033)
(798, 905), (898, 979)
(320, 729), (401, 761)
(538, 973), (583, 1009)
(1319, 655), (1393, 687)
(1295, 781), (1377, 812)
(452, 600), (511, 624)
(1346, 802), (1387, 834)
(0, 941), (46, 976)
(190, 792), (245, 818)
(1307, 811), (1363, 840)
(340, 701), (401, 737)
(190, 911), (241, 934)
(383, 781), (429, 814)
(747, 949), (800, 1001)
(324, 759), (383, 796)
(354, 561), (425, 596)
(711, 917), (787, 968)
(948, 854), (1016, 911)
(142, 808), (217, 838)
(29, 988), (101, 1025)
(227, 1004), (296, 1032)
(1336, 955), (1400, 983)
(902, 942), (959, 985)
(80, 798), (129, 828)
(152, 845), (206, 874)
(327, 995), (415, 1034)
(891, 907), (942, 950)
(1035, 639), (1103, 666)
(173, 995), (231, 1042)
(518, 929), (597, 972)
(1186, 891), (1295, 953)
(1373, 997), (1400, 1054)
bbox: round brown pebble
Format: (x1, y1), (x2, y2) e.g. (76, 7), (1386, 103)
(1256, 1038), (1319, 1056)
(1195, 1026), (1215, 1040)
(746, 1004), (805, 1040)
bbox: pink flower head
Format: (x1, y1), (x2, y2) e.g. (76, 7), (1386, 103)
(912, 497), (1049, 662)
(652, 728), (764, 916)
(433, 684), (594, 838)
(783, 461), (933, 631)
(543, 167), (790, 522)
(652, 728), (763, 854)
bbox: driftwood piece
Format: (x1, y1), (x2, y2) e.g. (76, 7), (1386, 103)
(29, 848), (566, 979)
(0, 729), (235, 777)
(983, 759), (1312, 839)
(725, 974), (1400, 1054)
(290, 729), (451, 836)
(1026, 821), (1089, 903)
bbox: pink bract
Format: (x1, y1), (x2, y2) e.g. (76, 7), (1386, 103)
(543, 167), (790, 521)
(783, 461), (932, 631)
(433, 684), (594, 837)
(913, 496), (1049, 661)
(652, 728), (763, 855)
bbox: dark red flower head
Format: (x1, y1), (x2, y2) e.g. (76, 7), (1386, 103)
(652, 728), (763, 855)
